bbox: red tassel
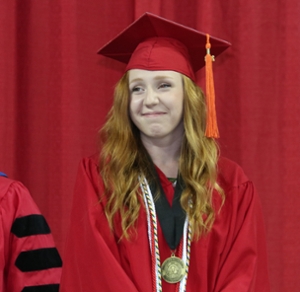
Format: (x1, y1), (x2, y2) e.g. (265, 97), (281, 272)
(205, 34), (219, 138)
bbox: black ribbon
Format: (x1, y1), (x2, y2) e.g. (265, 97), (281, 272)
(149, 168), (186, 250)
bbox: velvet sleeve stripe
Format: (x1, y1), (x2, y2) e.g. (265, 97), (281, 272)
(11, 214), (51, 237)
(21, 284), (60, 292)
(15, 248), (62, 272)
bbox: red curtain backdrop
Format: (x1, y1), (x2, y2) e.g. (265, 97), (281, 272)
(1, 0), (299, 291)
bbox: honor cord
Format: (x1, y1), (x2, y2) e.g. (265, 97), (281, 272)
(141, 178), (191, 292)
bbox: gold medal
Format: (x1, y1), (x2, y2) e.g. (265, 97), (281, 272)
(161, 255), (186, 283)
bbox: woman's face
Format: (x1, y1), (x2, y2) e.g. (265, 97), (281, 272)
(128, 69), (184, 143)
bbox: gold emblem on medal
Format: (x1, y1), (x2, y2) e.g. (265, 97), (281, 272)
(161, 256), (186, 283)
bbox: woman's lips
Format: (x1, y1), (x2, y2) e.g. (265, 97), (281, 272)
(142, 112), (166, 117)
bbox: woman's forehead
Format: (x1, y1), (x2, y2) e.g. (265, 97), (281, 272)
(128, 69), (182, 81)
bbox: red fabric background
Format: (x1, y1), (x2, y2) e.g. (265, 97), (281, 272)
(1, 1), (299, 291)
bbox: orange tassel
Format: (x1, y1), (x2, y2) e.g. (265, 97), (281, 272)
(205, 34), (219, 138)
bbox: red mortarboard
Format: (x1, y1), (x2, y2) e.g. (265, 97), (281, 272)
(98, 12), (231, 138)
(98, 12), (230, 80)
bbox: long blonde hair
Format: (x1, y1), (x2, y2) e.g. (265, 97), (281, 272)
(99, 72), (224, 239)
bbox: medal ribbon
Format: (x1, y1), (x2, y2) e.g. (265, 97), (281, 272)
(141, 178), (192, 292)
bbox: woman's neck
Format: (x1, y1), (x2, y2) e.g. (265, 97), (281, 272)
(141, 135), (182, 178)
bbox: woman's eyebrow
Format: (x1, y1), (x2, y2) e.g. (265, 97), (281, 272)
(129, 78), (143, 84)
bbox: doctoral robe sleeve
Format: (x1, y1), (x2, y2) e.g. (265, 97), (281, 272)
(0, 177), (62, 292)
(60, 157), (139, 292)
(212, 159), (270, 292)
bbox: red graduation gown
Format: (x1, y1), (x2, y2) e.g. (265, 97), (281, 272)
(60, 155), (270, 291)
(0, 176), (62, 292)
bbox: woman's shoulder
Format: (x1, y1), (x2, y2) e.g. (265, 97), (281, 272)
(81, 153), (99, 167)
(75, 154), (102, 191)
(216, 157), (259, 213)
(77, 154), (100, 177)
(217, 157), (250, 191)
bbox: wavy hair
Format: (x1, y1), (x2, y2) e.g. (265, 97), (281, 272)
(99, 72), (224, 239)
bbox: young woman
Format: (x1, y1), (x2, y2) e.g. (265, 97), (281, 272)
(60, 13), (270, 292)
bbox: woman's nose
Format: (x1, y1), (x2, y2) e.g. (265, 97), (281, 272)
(143, 88), (159, 106)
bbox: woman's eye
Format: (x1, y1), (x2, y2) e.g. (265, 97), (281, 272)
(158, 83), (171, 89)
(131, 86), (144, 93)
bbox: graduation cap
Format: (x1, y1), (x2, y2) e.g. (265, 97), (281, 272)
(98, 12), (231, 138)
